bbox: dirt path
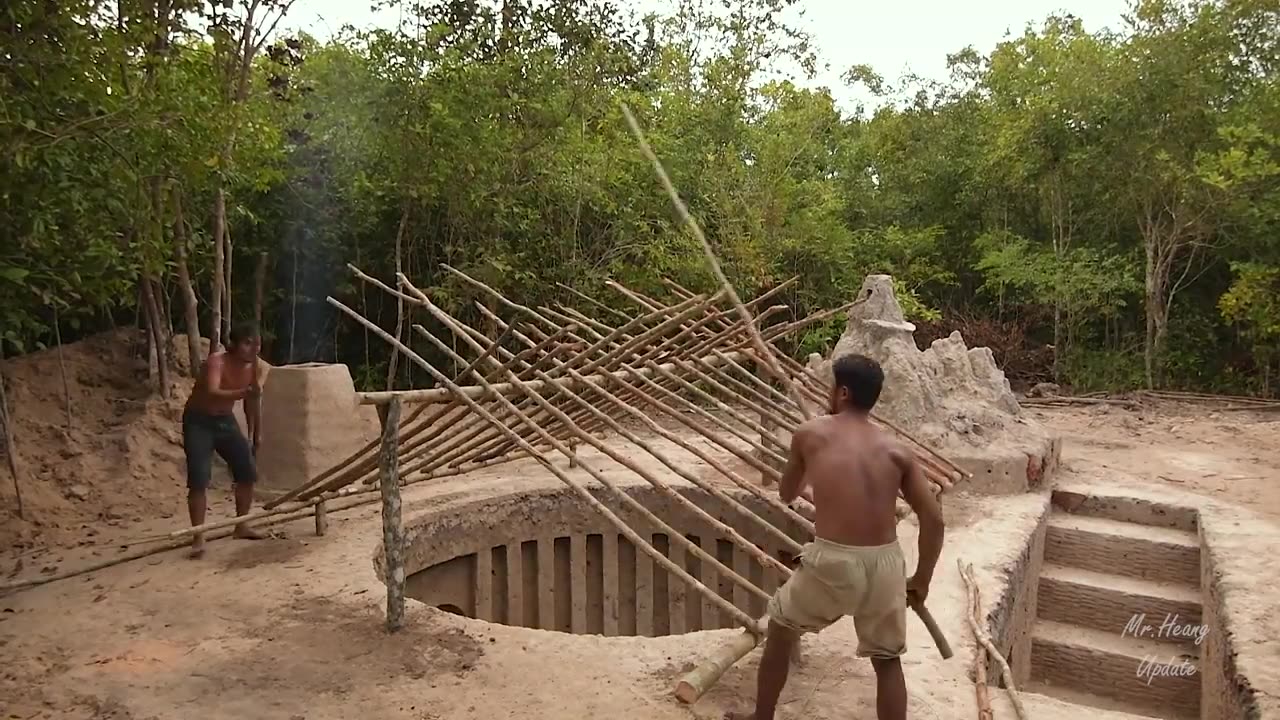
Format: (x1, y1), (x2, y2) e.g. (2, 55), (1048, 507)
(0, 402), (1275, 720)
(1027, 402), (1280, 521)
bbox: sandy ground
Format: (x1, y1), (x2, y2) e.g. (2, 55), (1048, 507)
(1, 342), (1278, 718)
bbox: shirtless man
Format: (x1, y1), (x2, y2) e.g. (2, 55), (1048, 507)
(183, 322), (266, 558)
(727, 353), (945, 720)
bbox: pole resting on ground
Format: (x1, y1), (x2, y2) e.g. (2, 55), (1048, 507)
(378, 398), (405, 632)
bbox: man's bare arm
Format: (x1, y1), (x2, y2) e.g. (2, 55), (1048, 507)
(900, 447), (944, 601)
(778, 425), (810, 504)
(203, 354), (249, 401)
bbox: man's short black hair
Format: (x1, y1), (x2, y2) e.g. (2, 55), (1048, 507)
(832, 353), (883, 412)
(229, 321), (260, 346)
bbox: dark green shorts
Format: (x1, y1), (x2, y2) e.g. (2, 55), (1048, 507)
(182, 409), (256, 490)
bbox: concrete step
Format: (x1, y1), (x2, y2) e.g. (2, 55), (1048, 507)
(1038, 564), (1204, 645)
(1045, 512), (1200, 587)
(1022, 681), (1188, 719)
(1031, 620), (1200, 718)
(1051, 489), (1198, 533)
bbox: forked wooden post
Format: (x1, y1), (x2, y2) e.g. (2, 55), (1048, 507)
(378, 398), (405, 632)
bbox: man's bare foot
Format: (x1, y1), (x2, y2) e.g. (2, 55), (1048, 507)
(188, 534), (205, 559)
(233, 524), (265, 540)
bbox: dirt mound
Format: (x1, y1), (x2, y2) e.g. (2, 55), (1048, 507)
(0, 329), (198, 551)
(812, 274), (1061, 493)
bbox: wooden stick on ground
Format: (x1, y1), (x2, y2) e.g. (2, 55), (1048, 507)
(959, 560), (1026, 720)
(966, 560), (994, 720)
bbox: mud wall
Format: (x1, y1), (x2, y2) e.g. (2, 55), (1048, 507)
(1200, 533), (1258, 720)
(983, 507), (1049, 685)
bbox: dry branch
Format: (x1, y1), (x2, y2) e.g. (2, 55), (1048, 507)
(959, 560), (1026, 720)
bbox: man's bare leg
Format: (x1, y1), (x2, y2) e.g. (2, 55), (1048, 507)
(871, 657), (907, 720)
(187, 489), (207, 558)
(232, 482), (264, 539)
(724, 621), (799, 720)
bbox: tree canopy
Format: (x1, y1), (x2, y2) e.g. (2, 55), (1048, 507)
(3, 0), (1277, 394)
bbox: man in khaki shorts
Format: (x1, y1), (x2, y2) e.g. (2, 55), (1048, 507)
(726, 354), (945, 720)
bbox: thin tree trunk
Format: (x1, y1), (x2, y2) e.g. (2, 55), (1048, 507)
(0, 343), (26, 520)
(1143, 236), (1169, 390)
(171, 190), (202, 371)
(53, 305), (73, 429)
(289, 250), (298, 363)
(254, 251), (269, 333)
(386, 205), (411, 390)
(211, 189), (226, 352)
(141, 277), (170, 398)
(224, 225), (233, 332)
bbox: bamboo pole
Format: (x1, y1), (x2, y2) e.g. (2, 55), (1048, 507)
(622, 104), (811, 421)
(328, 296), (760, 630)
(675, 626), (764, 703)
(1, 491), (375, 595)
(406, 309), (788, 590)
(474, 309), (814, 534)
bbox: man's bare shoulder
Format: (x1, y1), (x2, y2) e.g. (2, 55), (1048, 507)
(795, 415), (837, 439)
(884, 435), (918, 468)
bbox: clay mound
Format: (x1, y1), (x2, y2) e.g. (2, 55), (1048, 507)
(0, 330), (196, 551)
(813, 275), (1061, 493)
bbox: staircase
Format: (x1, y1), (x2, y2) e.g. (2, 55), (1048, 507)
(1027, 500), (1203, 719)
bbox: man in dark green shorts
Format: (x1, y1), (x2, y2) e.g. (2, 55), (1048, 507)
(183, 322), (265, 558)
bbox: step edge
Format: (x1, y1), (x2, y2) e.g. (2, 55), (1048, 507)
(1033, 619), (1205, 662)
(1046, 513), (1201, 548)
(1040, 564), (1203, 604)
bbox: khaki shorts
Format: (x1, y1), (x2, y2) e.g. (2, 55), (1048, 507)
(766, 538), (907, 659)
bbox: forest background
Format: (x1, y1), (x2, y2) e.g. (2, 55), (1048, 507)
(3, 0), (1278, 395)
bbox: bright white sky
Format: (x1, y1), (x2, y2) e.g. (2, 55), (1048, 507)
(283, 0), (1130, 111)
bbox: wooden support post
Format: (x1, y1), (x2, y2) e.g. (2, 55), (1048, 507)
(314, 500), (328, 536)
(378, 398), (405, 632)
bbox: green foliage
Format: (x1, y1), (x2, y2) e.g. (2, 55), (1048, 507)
(976, 232), (1140, 323)
(3, 0), (1278, 397)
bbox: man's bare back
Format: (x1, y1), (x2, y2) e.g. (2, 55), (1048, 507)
(789, 413), (906, 547)
(728, 354), (944, 720)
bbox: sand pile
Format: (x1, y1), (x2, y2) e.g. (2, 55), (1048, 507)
(811, 275), (1061, 493)
(0, 330), (197, 551)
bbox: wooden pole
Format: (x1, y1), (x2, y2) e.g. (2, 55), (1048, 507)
(314, 500), (328, 536)
(408, 318), (791, 586)
(622, 104), (811, 422)
(328, 296), (761, 629)
(675, 621), (767, 704)
(379, 398), (405, 632)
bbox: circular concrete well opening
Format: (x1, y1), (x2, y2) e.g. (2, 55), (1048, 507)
(390, 485), (811, 637)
